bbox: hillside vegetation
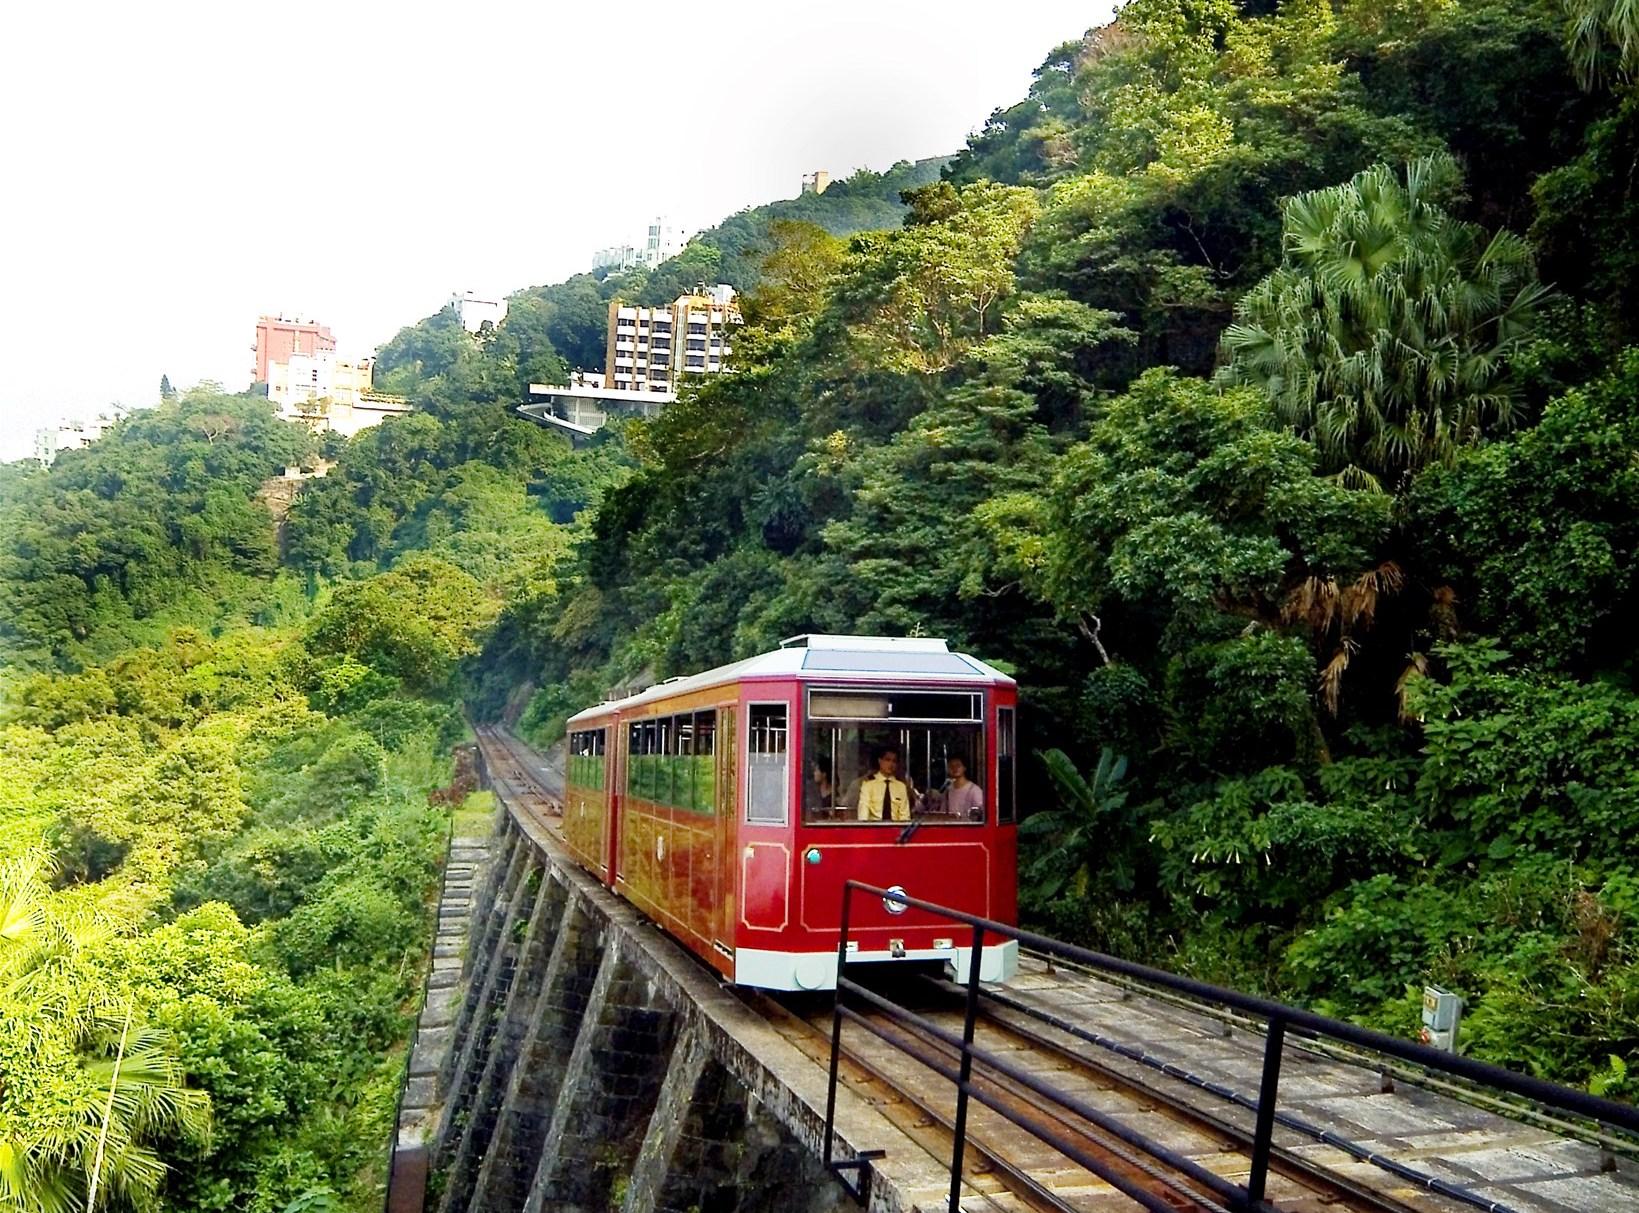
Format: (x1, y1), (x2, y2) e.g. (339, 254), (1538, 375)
(5, 3), (1639, 1209)
(0, 392), (611, 1212)
(370, 157), (946, 407)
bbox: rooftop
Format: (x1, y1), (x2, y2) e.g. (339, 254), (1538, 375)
(567, 635), (1013, 724)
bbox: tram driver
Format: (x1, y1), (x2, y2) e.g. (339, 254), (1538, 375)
(851, 743), (915, 822)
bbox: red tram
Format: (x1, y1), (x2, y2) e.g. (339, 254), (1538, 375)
(560, 634), (1020, 990)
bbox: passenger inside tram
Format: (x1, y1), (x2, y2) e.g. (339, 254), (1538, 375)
(804, 755), (835, 815)
(934, 754), (984, 819)
(803, 688), (986, 825)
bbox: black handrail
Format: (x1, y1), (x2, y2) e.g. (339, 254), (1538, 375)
(819, 880), (1639, 1212)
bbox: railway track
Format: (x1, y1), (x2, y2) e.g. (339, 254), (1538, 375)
(476, 724), (1439, 1211)
(475, 724), (564, 820)
(747, 977), (1436, 1213)
(474, 726), (1623, 1213)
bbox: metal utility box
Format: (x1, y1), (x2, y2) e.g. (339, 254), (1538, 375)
(1420, 985), (1463, 1052)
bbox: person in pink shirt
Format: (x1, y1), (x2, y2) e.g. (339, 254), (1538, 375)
(939, 754), (985, 821)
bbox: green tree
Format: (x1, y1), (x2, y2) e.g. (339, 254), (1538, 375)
(1017, 748), (1135, 901)
(1563, 0), (1639, 88)
(0, 856), (211, 1213)
(305, 557), (496, 692)
(1222, 154), (1551, 488)
(1406, 350), (1639, 671)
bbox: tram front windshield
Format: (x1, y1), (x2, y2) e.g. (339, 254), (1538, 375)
(802, 688), (986, 826)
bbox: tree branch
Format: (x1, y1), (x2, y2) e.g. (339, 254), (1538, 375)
(1076, 612), (1111, 665)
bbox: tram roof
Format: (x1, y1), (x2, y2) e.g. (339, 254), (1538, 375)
(566, 635), (1014, 725)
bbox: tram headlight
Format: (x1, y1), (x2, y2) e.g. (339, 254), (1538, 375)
(883, 885), (908, 915)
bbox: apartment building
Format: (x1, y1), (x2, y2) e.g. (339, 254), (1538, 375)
(592, 216), (679, 272)
(604, 285), (740, 394)
(252, 315), (335, 384)
(253, 314), (411, 437)
(33, 409), (126, 465)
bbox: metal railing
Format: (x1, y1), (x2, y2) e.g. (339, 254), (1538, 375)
(820, 881), (1639, 1212)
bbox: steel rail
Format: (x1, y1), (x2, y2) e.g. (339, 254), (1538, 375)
(849, 1000), (1248, 1213)
(837, 1004), (1214, 1213)
(779, 995), (1126, 1213)
(840, 978), (1246, 1211)
(840, 882), (1639, 1138)
(1019, 947), (1639, 1162)
(974, 983), (1525, 1213)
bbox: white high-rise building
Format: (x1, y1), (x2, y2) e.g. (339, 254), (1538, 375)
(450, 290), (508, 334)
(593, 244), (640, 272)
(592, 216), (679, 273)
(641, 217), (677, 267)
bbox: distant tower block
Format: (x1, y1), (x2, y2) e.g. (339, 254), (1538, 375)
(801, 170), (830, 195)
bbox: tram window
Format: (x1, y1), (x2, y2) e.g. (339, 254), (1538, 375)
(692, 710), (716, 813)
(804, 725), (986, 825)
(997, 707), (1017, 824)
(629, 719), (661, 801)
(670, 713), (692, 809)
(569, 729), (606, 790)
(746, 703), (788, 824)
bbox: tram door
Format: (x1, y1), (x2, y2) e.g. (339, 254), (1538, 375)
(606, 713), (624, 884)
(713, 704), (736, 952)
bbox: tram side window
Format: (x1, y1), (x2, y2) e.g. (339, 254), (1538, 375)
(691, 710), (716, 813)
(670, 713), (693, 809)
(656, 717), (673, 804)
(628, 720), (659, 800)
(746, 704), (788, 823)
(997, 707), (1016, 824)
(569, 729), (606, 790)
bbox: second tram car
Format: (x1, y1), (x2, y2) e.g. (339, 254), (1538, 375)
(560, 634), (1019, 990)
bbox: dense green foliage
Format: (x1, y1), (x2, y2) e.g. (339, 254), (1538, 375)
(8, 6), (1639, 1206)
(372, 157), (947, 409)
(0, 389), (579, 1210)
(0, 392), (312, 674)
(435, 0), (1637, 1095)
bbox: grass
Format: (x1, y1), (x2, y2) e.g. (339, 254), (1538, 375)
(450, 789), (496, 838)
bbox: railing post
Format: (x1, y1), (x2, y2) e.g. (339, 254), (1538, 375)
(823, 881), (853, 1175)
(1245, 1014), (1286, 1205)
(947, 922), (986, 1212)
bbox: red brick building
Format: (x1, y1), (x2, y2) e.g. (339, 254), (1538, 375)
(252, 316), (336, 384)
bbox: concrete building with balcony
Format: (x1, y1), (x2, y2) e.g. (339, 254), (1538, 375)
(604, 286), (740, 394)
(518, 376), (673, 440)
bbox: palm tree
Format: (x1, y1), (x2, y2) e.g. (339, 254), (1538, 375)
(1563, 0), (1639, 89)
(1221, 153), (1552, 490)
(0, 855), (210, 1213)
(1017, 747), (1134, 902)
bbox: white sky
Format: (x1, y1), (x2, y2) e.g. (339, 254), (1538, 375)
(0, 1), (1108, 460)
